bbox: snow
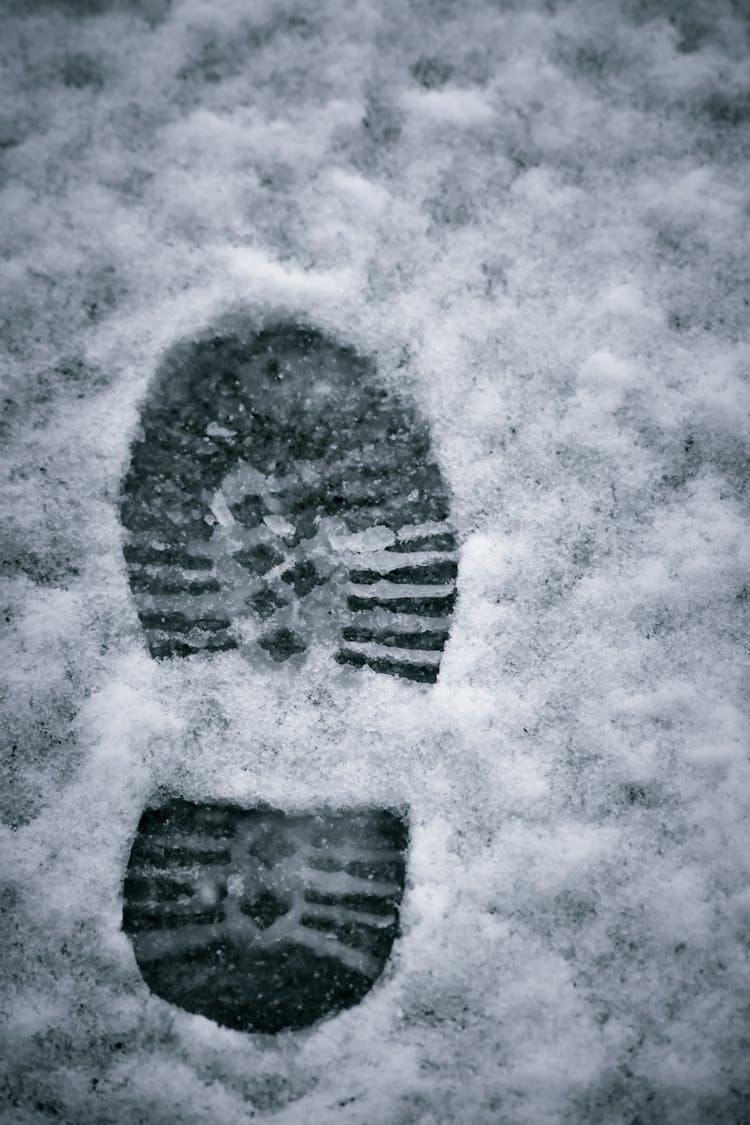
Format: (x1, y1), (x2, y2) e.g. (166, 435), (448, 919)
(401, 87), (496, 126)
(1, 0), (749, 1122)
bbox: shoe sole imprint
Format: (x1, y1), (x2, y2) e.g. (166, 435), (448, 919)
(120, 322), (456, 684)
(120, 322), (456, 1032)
(123, 800), (407, 1034)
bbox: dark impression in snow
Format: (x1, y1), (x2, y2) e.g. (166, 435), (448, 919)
(120, 322), (457, 684)
(119, 321), (452, 1031)
(123, 799), (408, 1034)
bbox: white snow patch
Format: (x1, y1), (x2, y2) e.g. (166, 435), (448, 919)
(401, 87), (495, 125)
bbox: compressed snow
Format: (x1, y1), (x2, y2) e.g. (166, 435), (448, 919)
(1, 0), (749, 1121)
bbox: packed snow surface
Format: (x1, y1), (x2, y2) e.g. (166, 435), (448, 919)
(1, 0), (749, 1122)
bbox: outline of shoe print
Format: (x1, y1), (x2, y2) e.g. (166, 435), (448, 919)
(120, 318), (457, 1033)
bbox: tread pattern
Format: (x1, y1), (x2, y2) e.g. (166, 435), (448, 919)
(123, 799), (407, 1033)
(120, 323), (456, 683)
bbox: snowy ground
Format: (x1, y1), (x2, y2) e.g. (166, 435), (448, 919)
(1, 0), (749, 1121)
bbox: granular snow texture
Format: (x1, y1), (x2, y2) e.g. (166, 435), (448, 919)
(1, 0), (749, 1122)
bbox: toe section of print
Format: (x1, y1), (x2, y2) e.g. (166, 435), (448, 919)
(120, 322), (457, 683)
(122, 798), (408, 1033)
